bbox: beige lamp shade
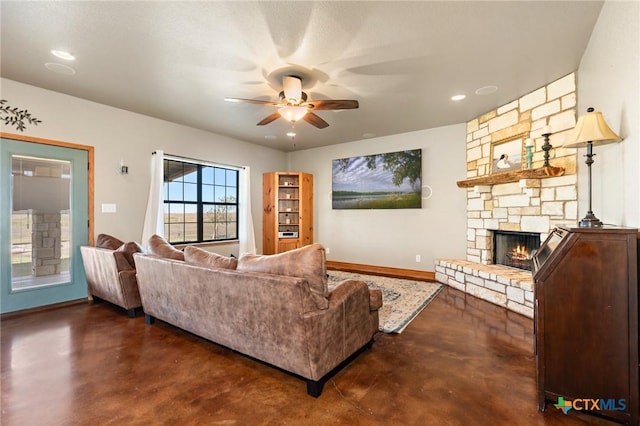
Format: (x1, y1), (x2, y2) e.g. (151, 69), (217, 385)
(563, 108), (623, 148)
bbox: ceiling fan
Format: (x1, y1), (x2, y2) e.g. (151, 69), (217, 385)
(224, 75), (359, 129)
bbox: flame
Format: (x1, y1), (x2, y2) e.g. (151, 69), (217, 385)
(509, 244), (531, 261)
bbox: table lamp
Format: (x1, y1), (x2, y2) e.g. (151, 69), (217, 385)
(563, 107), (623, 227)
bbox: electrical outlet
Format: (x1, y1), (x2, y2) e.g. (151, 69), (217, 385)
(415, 254), (421, 262)
(325, 247), (330, 254)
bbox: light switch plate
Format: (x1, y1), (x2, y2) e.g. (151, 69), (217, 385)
(101, 203), (117, 213)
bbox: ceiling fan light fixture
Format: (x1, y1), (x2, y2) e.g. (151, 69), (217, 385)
(283, 76), (302, 104)
(225, 75), (356, 129)
(279, 106), (307, 122)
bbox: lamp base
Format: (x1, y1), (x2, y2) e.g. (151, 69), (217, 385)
(578, 211), (604, 228)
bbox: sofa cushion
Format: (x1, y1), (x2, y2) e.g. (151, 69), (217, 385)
(237, 244), (328, 308)
(148, 234), (185, 261)
(184, 246), (237, 270)
(116, 241), (146, 269)
(96, 233), (125, 250)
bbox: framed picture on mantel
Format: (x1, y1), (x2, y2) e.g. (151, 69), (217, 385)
(490, 134), (524, 174)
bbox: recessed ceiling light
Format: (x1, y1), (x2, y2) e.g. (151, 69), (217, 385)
(286, 132), (296, 137)
(45, 62), (76, 75)
(51, 50), (75, 61)
(451, 94), (466, 101)
(475, 85), (498, 96)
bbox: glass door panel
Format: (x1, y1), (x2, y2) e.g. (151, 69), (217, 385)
(11, 155), (71, 290)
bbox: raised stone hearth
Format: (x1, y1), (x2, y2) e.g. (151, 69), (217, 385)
(434, 259), (533, 318)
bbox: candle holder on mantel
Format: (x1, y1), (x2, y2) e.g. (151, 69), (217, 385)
(525, 138), (534, 169)
(541, 128), (553, 167)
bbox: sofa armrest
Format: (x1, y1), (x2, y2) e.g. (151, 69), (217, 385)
(368, 287), (383, 311)
(328, 279), (381, 311)
(302, 278), (379, 380)
(113, 251), (135, 271)
(117, 270), (142, 309)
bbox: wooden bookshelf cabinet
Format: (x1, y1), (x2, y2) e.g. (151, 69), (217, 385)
(533, 227), (639, 424)
(262, 172), (313, 254)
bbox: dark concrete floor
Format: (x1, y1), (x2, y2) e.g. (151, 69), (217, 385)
(1, 286), (617, 425)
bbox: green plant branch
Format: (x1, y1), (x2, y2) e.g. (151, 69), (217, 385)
(1, 99), (43, 132)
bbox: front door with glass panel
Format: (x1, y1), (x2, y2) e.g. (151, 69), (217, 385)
(1, 138), (88, 313)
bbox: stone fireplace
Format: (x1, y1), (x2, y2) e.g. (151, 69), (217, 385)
(435, 73), (579, 318)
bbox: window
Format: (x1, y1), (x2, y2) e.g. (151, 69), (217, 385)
(163, 158), (239, 244)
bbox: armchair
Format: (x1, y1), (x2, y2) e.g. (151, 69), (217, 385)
(80, 234), (144, 317)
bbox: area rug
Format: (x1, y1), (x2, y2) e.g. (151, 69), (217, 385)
(327, 271), (443, 334)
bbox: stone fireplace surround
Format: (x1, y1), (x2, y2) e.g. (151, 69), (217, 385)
(435, 73), (579, 319)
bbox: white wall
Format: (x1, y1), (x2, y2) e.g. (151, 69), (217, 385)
(576, 0), (639, 227)
(1, 78), (286, 253)
(289, 124), (468, 270)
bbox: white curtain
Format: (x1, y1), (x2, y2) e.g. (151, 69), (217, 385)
(238, 166), (257, 255)
(141, 150), (164, 247)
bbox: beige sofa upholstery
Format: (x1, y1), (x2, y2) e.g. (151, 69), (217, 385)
(80, 234), (144, 317)
(135, 243), (381, 396)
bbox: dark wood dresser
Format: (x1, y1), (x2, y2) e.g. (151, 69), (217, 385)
(533, 226), (639, 425)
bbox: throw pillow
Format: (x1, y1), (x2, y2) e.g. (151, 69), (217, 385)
(148, 234), (185, 261)
(184, 246), (238, 270)
(237, 243), (328, 308)
(96, 233), (125, 250)
(116, 241), (146, 269)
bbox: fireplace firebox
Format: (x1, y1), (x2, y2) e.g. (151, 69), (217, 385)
(492, 230), (541, 271)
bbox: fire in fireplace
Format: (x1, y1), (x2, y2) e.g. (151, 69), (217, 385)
(492, 230), (541, 271)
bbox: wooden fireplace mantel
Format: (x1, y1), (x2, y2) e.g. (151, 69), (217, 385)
(456, 166), (565, 188)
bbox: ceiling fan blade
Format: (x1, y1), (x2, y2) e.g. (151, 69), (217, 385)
(306, 99), (359, 110)
(224, 97), (280, 106)
(303, 112), (330, 129)
(257, 112), (281, 126)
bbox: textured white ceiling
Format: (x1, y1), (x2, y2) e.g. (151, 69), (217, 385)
(0, 1), (603, 151)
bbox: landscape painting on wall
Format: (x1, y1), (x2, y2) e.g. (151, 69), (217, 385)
(332, 149), (422, 209)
